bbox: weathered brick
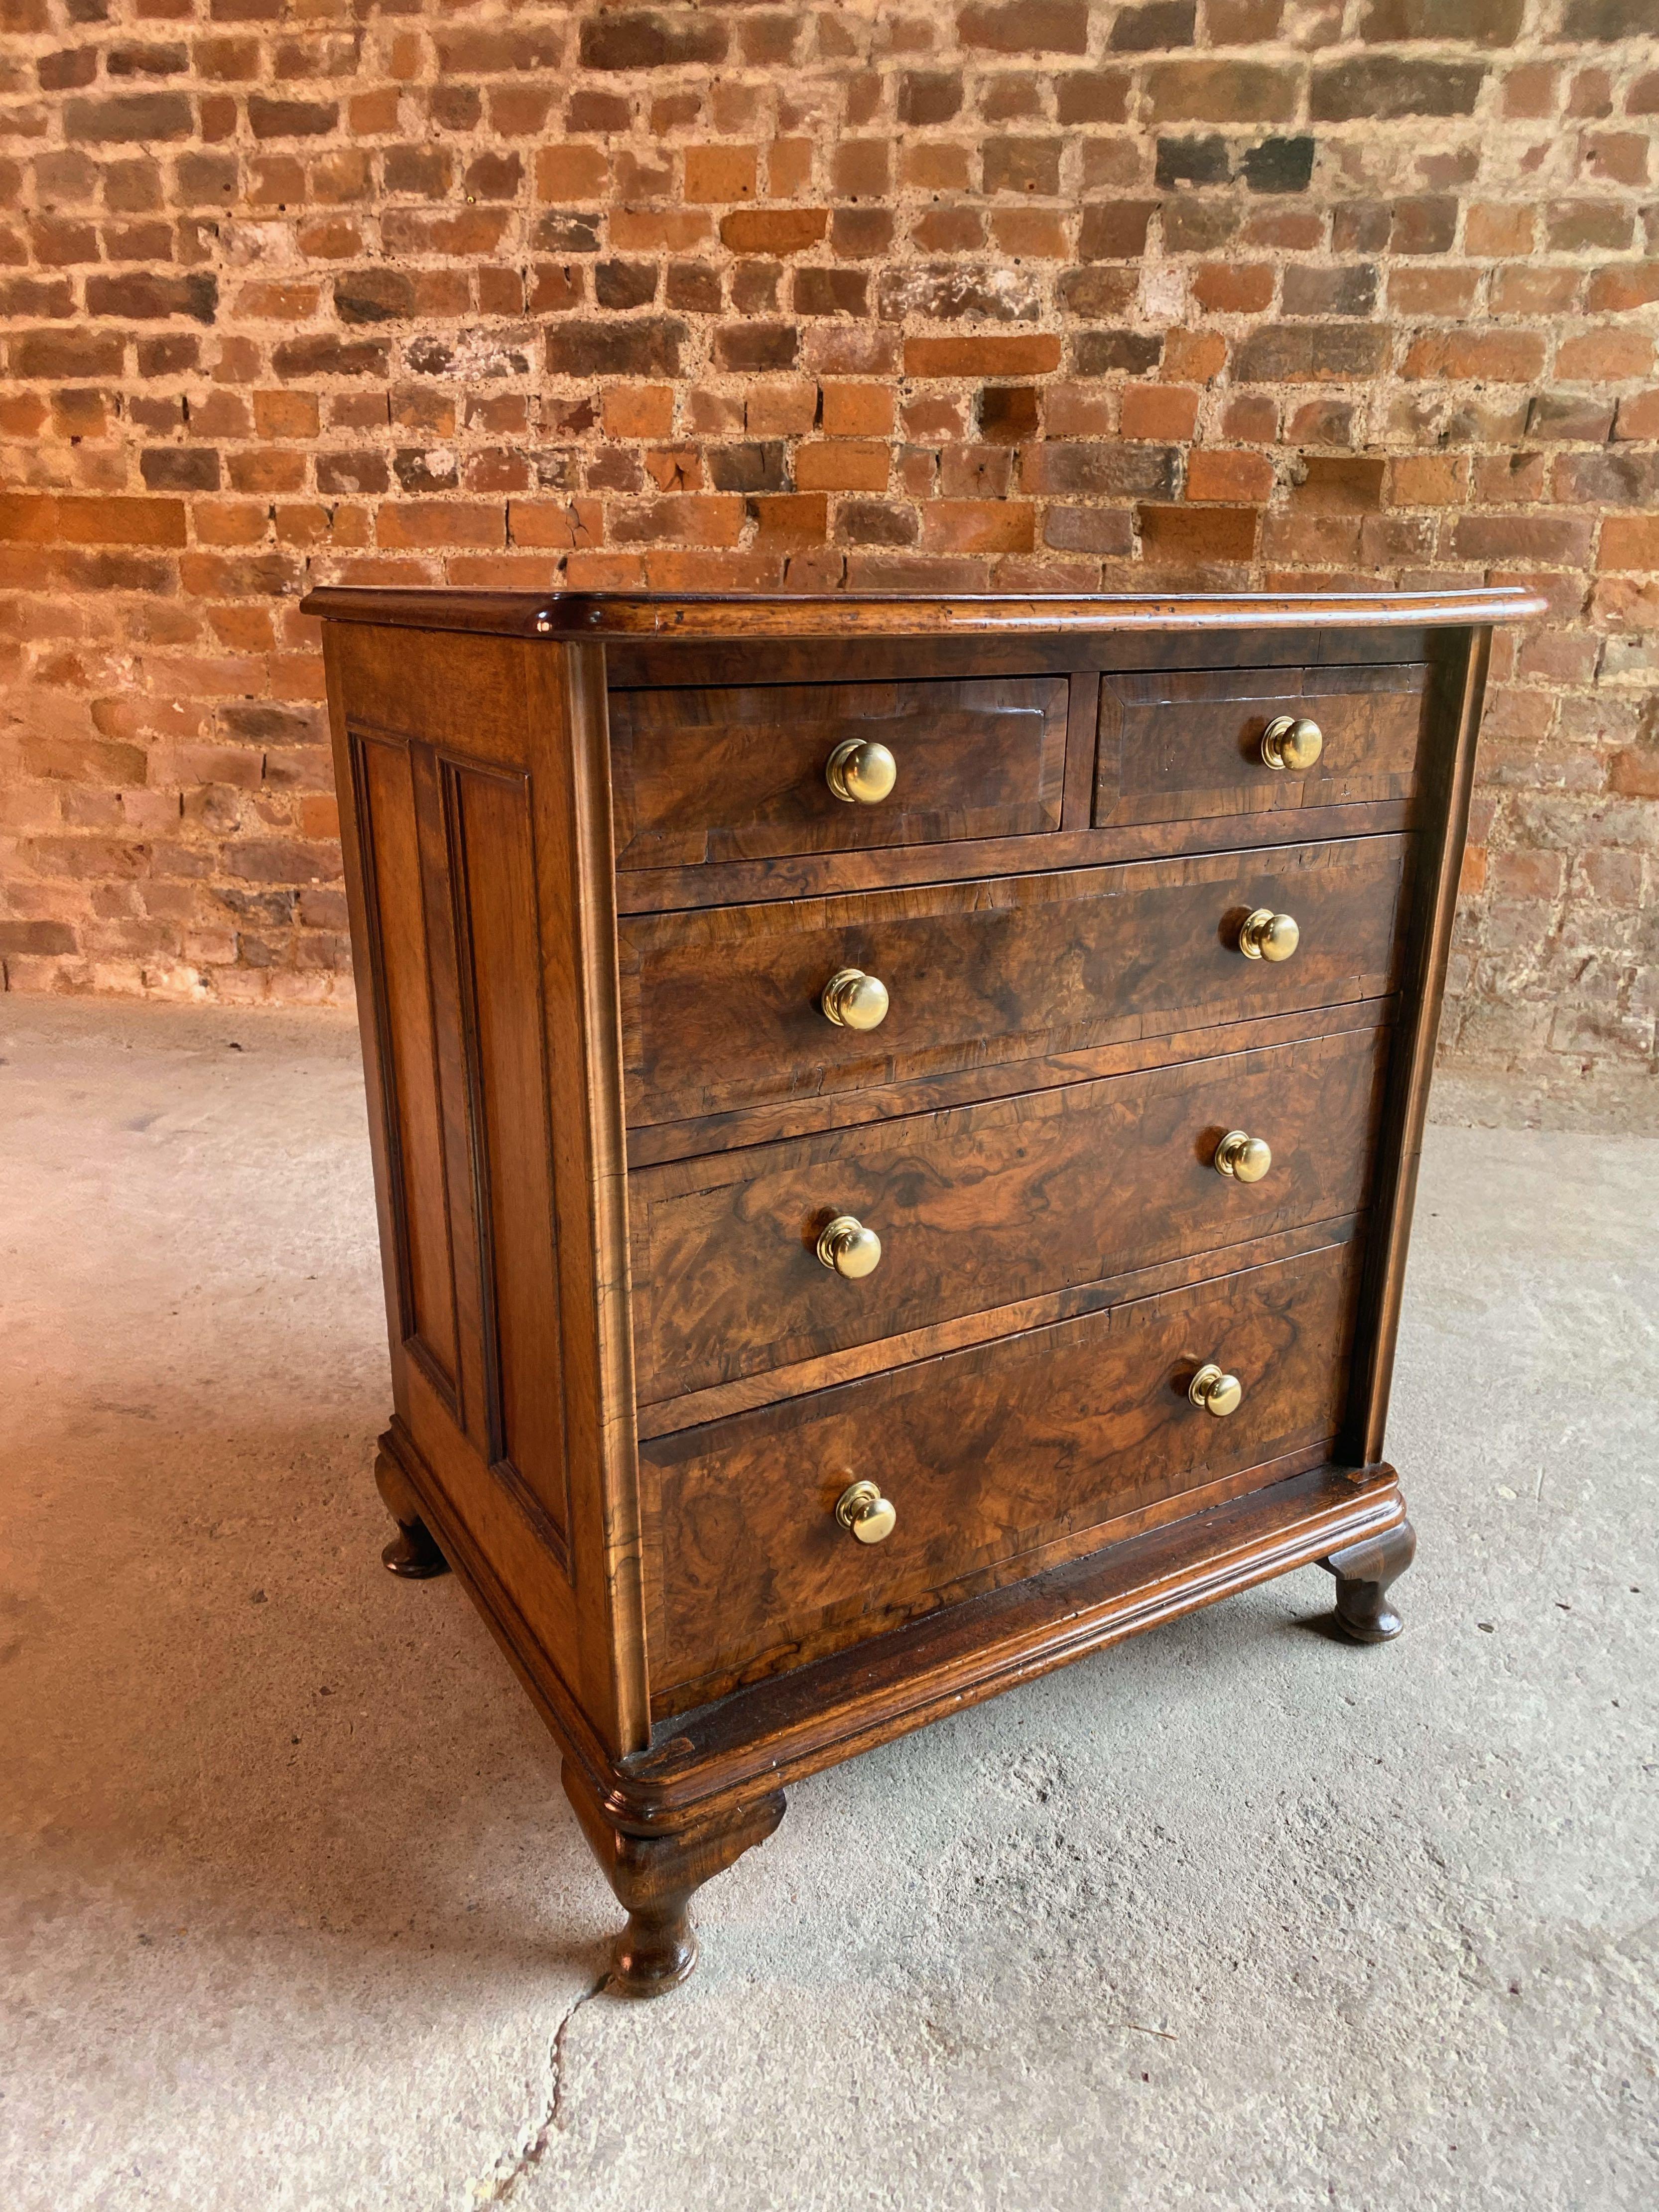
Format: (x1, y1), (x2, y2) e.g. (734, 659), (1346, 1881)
(1359, 0), (1522, 36)
(1234, 324), (1392, 382)
(546, 319), (687, 377)
(1145, 62), (1301, 124)
(957, 3), (1089, 54)
(579, 11), (728, 69)
(1140, 504), (1260, 562)
(64, 93), (194, 142)
(0, 0), (1648, 1058)
(720, 209), (828, 256)
(1021, 443), (1178, 497)
(1311, 58), (1486, 123)
(712, 322), (799, 373)
(906, 334), (1063, 376)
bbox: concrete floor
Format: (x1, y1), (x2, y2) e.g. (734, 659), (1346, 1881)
(1, 998), (1655, 2212)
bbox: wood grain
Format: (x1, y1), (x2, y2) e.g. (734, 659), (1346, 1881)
(621, 833), (1410, 1127)
(633, 1023), (1388, 1403)
(302, 585), (1545, 641)
(310, 589), (1532, 1989)
(626, 995), (1396, 1170)
(610, 674), (1069, 868)
(643, 1232), (1365, 1706)
(1095, 660), (1427, 829)
(326, 621), (649, 1758)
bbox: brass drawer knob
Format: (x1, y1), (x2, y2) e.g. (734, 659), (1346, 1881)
(825, 736), (897, 805)
(1237, 907), (1299, 962)
(1188, 1363), (1243, 1418)
(836, 1477), (896, 1545)
(816, 1214), (882, 1279)
(820, 966), (890, 1032)
(1214, 1130), (1273, 1183)
(1261, 714), (1324, 772)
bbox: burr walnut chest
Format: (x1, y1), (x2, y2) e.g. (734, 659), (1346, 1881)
(304, 584), (1538, 1995)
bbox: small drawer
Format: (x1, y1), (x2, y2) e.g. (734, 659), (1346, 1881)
(608, 675), (1070, 868)
(643, 1234), (1363, 1707)
(632, 1024), (1387, 1402)
(1095, 662), (1429, 830)
(620, 833), (1409, 1128)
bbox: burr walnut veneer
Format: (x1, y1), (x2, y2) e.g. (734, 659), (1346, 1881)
(304, 585), (1538, 1995)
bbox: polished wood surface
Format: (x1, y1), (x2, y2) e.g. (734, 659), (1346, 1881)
(303, 585), (1543, 641)
(611, 675), (1069, 868)
(1322, 1518), (1418, 1644)
(1095, 661), (1426, 828)
(622, 834), (1408, 1127)
(325, 621), (648, 1757)
(644, 1232), (1363, 1711)
(633, 1024), (1387, 1404)
(306, 587), (1532, 1993)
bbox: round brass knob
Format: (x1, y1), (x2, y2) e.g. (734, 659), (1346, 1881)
(1188, 1363), (1243, 1418)
(825, 737), (897, 806)
(1237, 908), (1299, 962)
(1261, 715), (1324, 773)
(1214, 1130), (1273, 1183)
(836, 1478), (896, 1544)
(820, 967), (890, 1032)
(816, 1214), (882, 1279)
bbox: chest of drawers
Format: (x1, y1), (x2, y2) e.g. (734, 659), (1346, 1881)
(305, 585), (1539, 1995)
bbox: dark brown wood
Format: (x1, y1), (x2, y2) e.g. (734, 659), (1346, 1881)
(1321, 1518), (1417, 1643)
(633, 1024), (1387, 1405)
(610, 674), (1068, 868)
(615, 1459), (1410, 1823)
(638, 1212), (1361, 1440)
(1340, 629), (1492, 1469)
(308, 587), (1533, 1992)
(1095, 660), (1426, 829)
(324, 621), (648, 1759)
(302, 585), (1543, 641)
(621, 833), (1409, 1128)
(612, 795), (1418, 919)
(626, 995), (1396, 1171)
(562, 1762), (785, 1996)
(642, 1230), (1364, 1711)
(374, 1440), (449, 1579)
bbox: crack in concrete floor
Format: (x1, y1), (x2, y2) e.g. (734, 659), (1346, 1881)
(474, 1973), (611, 2205)
(1, 1000), (1655, 2212)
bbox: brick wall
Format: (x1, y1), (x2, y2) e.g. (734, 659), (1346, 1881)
(1, 0), (1655, 1071)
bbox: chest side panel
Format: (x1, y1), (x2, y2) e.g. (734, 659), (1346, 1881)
(325, 621), (645, 1758)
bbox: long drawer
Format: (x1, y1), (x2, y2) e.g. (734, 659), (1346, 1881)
(632, 1023), (1387, 1403)
(643, 1232), (1364, 1708)
(620, 833), (1409, 1127)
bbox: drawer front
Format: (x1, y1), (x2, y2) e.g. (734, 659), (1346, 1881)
(634, 1024), (1387, 1402)
(645, 1235), (1363, 1703)
(621, 833), (1409, 1127)
(609, 675), (1070, 869)
(1095, 663), (1428, 830)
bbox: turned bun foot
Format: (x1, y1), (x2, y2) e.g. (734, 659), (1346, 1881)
(374, 1442), (450, 1579)
(610, 1906), (699, 1998)
(382, 1520), (449, 1578)
(1321, 1517), (1415, 1644)
(562, 1763), (785, 1997)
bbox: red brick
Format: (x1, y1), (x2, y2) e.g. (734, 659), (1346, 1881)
(1598, 515), (1659, 571)
(1138, 504), (1260, 562)
(919, 500), (1034, 553)
(1402, 331), (1546, 382)
(1186, 450), (1274, 502)
(904, 334), (1063, 377)
(0, 494), (186, 546)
